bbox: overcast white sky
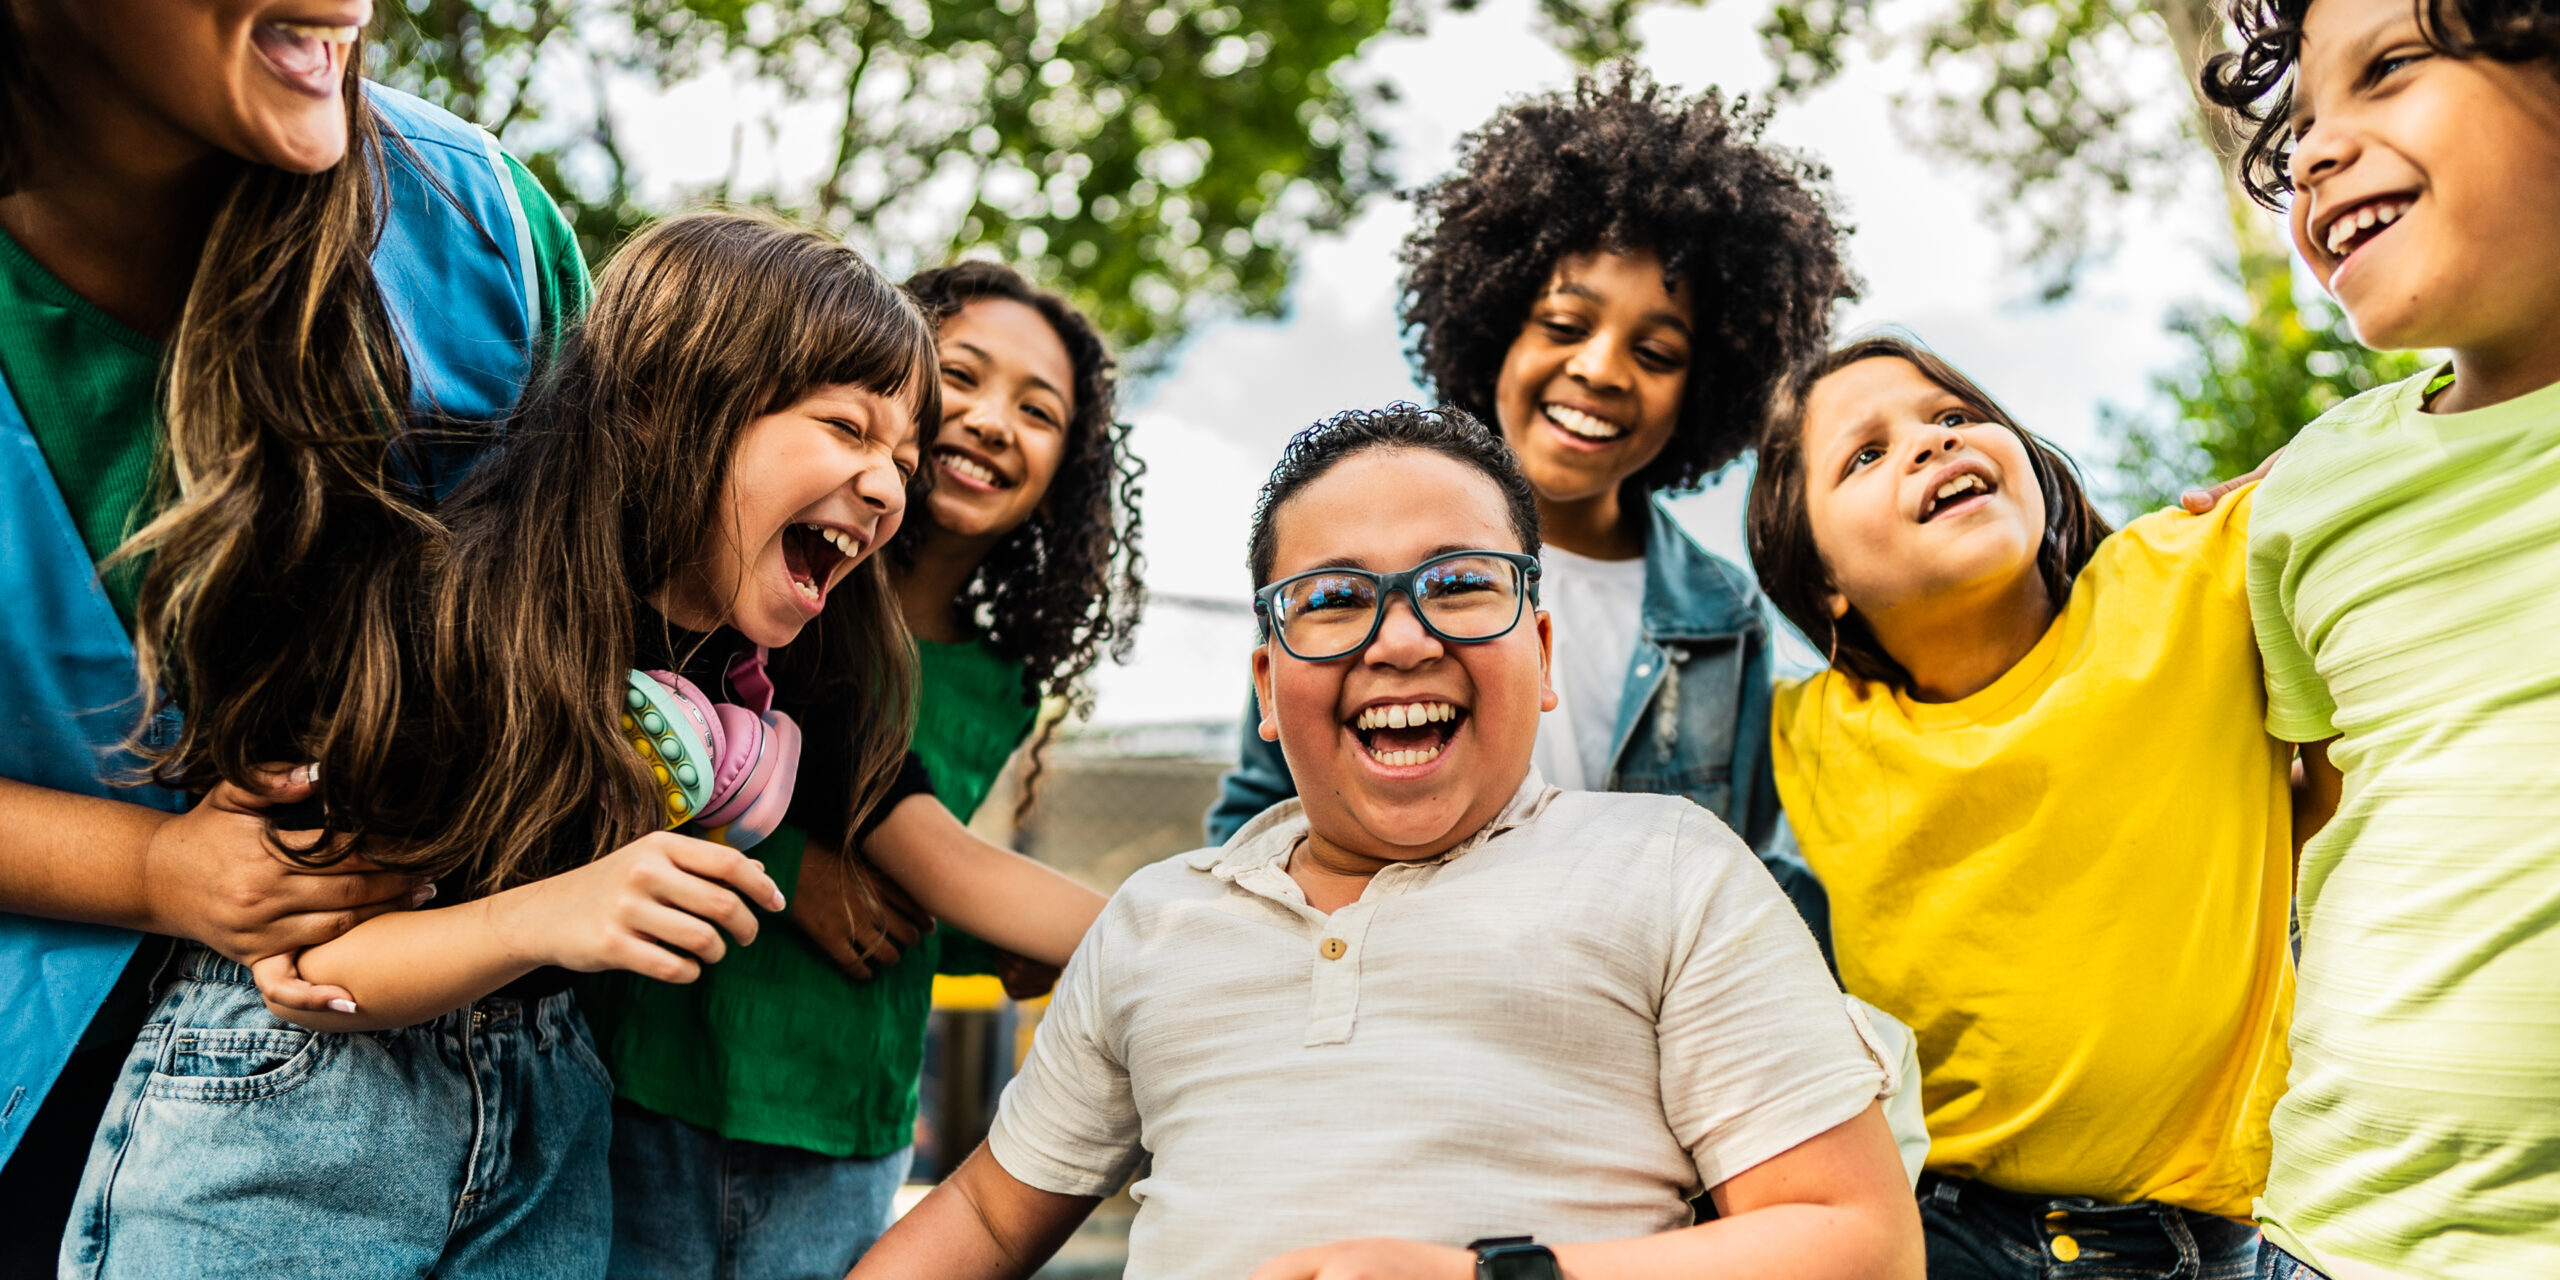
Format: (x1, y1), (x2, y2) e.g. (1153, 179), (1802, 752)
(618, 0), (2275, 728)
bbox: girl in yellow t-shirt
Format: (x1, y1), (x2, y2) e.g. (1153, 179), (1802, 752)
(1745, 333), (2295, 1280)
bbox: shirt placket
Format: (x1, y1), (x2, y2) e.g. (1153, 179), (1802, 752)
(1303, 892), (1387, 1047)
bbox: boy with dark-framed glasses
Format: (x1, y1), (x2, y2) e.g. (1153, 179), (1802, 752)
(852, 405), (1922, 1280)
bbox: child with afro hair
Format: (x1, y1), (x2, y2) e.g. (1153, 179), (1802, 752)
(1209, 64), (1855, 942)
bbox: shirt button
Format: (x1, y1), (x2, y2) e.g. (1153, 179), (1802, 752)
(1634, 663), (1652, 678)
(2050, 1235), (2080, 1263)
(1319, 937), (1347, 960)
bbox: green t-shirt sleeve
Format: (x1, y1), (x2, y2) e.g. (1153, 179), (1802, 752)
(502, 152), (592, 341)
(936, 929), (1004, 977)
(2248, 513), (2340, 743)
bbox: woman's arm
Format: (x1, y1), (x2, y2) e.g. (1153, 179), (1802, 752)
(859, 794), (1104, 967)
(0, 772), (426, 1008)
(269, 831), (783, 1031)
(1248, 1104), (1923, 1280)
(851, 1144), (1098, 1280)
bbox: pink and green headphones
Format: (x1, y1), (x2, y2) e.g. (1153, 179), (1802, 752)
(619, 646), (801, 852)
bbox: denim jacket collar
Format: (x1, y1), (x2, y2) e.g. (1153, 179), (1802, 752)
(1637, 495), (1762, 644)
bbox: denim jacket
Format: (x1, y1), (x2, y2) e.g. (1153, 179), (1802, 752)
(1205, 498), (1830, 954)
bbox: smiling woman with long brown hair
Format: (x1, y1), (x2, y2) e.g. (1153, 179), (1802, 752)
(0, 0), (585, 1268)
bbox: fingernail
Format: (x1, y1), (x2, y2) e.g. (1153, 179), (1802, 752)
(292, 763), (321, 785)
(328, 999), (358, 1014)
(409, 883), (438, 907)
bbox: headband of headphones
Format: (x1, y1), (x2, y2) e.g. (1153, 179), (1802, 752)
(619, 646), (801, 852)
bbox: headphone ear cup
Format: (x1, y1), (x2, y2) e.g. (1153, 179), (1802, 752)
(694, 702), (775, 827)
(717, 711), (801, 851)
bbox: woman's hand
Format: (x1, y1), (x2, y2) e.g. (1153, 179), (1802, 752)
(490, 832), (786, 983)
(141, 768), (431, 1012)
(1248, 1239), (1474, 1280)
(792, 841), (932, 981)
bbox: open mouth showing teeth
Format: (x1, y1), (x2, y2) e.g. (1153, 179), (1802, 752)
(1544, 404), (1624, 442)
(1920, 473), (1994, 523)
(1348, 700), (1465, 767)
(2325, 197), (2411, 260)
(252, 21), (359, 88)
(936, 449), (1011, 490)
(781, 522), (858, 604)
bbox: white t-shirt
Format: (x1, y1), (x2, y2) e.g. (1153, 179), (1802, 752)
(1532, 546), (1650, 790)
(987, 776), (1897, 1280)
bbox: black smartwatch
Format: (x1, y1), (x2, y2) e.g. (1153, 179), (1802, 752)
(1467, 1236), (1561, 1280)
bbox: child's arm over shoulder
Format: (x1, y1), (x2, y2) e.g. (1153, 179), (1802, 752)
(860, 794), (1104, 968)
(268, 831), (783, 1031)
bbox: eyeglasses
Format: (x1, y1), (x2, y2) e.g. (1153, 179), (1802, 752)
(1254, 550), (1542, 662)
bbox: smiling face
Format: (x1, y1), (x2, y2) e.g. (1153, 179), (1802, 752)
(1799, 357), (2049, 630)
(924, 297), (1076, 543)
(1250, 448), (1556, 863)
(1490, 249), (1694, 508)
(661, 383), (923, 648)
(2286, 0), (2560, 361)
(53, 0), (371, 174)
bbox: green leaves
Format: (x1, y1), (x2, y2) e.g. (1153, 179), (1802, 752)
(1759, 0), (2197, 299)
(371, 0), (1399, 364)
(2102, 251), (2424, 514)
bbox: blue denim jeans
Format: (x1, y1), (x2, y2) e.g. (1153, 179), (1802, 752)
(2255, 1240), (2326, 1279)
(1919, 1172), (2262, 1280)
(59, 946), (613, 1279)
(605, 1102), (911, 1280)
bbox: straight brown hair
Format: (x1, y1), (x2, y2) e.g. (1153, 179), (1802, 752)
(1747, 333), (2112, 691)
(157, 210), (940, 896)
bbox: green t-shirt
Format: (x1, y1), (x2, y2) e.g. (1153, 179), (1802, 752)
(582, 636), (1041, 1157)
(2248, 367), (2560, 1276)
(0, 151), (589, 625)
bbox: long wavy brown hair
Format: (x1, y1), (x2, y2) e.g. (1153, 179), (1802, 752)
(148, 211), (940, 896)
(0, 14), (431, 824)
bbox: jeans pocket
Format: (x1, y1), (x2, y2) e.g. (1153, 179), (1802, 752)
(560, 1006), (618, 1093)
(145, 1022), (331, 1102)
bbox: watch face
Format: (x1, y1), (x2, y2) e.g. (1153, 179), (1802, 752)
(1480, 1247), (1561, 1280)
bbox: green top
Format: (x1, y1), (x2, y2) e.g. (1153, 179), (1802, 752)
(583, 635), (1041, 1157)
(0, 151), (589, 625)
(2247, 366), (2560, 1275)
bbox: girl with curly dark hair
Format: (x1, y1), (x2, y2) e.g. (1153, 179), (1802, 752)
(1209, 64), (1853, 946)
(592, 259), (1142, 1280)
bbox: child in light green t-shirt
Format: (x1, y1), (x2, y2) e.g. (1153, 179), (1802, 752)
(2204, 0), (2560, 1273)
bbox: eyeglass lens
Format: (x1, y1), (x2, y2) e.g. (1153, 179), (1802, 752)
(1271, 554), (1525, 658)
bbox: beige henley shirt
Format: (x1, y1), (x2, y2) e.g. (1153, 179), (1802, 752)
(987, 773), (1897, 1279)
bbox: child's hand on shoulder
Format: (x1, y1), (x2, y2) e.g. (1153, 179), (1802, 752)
(494, 832), (786, 983)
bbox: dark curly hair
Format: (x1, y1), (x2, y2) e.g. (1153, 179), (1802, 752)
(1399, 62), (1859, 497)
(1746, 333), (2111, 691)
(895, 261), (1145, 808)
(2208, 0), (2560, 207)
(1247, 403), (1543, 610)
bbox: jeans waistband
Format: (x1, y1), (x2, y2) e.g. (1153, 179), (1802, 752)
(172, 942), (576, 1036)
(1918, 1170), (2241, 1226)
